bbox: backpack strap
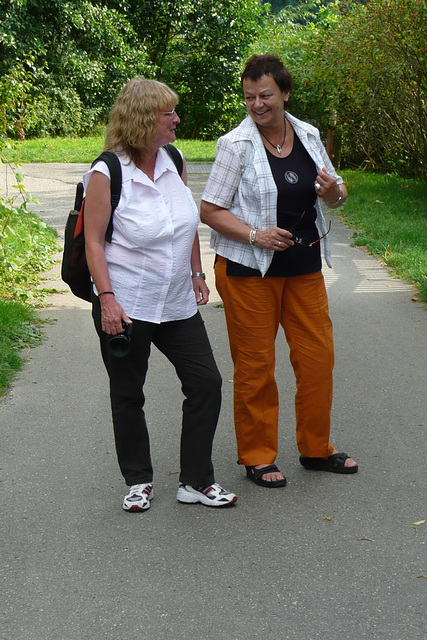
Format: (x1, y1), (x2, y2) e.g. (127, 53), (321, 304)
(91, 150), (122, 243)
(164, 143), (184, 177)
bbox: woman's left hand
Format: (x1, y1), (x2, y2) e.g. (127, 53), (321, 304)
(314, 168), (345, 203)
(193, 276), (210, 306)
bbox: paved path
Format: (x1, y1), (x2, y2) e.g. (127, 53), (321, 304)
(1, 163), (426, 640)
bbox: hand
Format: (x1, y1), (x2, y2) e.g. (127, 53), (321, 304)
(314, 168), (341, 201)
(254, 226), (294, 251)
(192, 276), (210, 306)
(100, 295), (132, 335)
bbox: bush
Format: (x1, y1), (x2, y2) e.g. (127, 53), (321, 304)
(0, 154), (58, 301)
(251, 0), (426, 178)
(26, 85), (85, 137)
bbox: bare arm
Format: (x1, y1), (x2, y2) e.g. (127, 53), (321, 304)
(190, 232), (210, 305)
(84, 171), (131, 335)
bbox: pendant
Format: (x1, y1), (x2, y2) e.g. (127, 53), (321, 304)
(276, 145), (283, 155)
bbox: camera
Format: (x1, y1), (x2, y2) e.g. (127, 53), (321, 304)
(108, 322), (133, 357)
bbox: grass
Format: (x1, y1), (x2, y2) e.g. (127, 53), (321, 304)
(4, 135), (218, 164)
(340, 170), (427, 301)
(1, 137), (426, 397)
(0, 299), (45, 395)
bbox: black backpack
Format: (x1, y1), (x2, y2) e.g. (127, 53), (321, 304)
(61, 144), (183, 302)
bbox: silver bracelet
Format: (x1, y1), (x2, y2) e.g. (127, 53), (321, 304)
(325, 187), (344, 207)
(249, 228), (257, 246)
(191, 272), (206, 279)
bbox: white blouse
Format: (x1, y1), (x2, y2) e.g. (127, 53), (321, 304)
(83, 148), (199, 323)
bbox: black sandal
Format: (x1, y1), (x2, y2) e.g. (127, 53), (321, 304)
(245, 464), (287, 488)
(299, 452), (358, 474)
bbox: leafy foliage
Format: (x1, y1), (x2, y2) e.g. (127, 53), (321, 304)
(0, 149), (58, 301)
(332, 0), (427, 177)
(252, 0), (426, 177)
(1, 0), (264, 139)
(1, 0), (425, 175)
(1, 0), (151, 136)
(166, 1), (266, 137)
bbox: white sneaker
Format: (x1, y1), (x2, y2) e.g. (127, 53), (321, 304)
(122, 483), (153, 512)
(177, 482), (237, 507)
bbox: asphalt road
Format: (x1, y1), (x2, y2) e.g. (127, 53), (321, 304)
(1, 162), (426, 640)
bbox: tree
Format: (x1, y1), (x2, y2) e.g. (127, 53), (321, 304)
(251, 0), (426, 177)
(315, 0), (427, 176)
(1, 0), (150, 136)
(1, 0), (266, 139)
(101, 0), (267, 138)
(166, 0), (267, 138)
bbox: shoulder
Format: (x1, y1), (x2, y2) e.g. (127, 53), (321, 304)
(224, 116), (257, 142)
(286, 112), (321, 139)
(92, 152), (134, 176)
(216, 117), (257, 157)
(83, 154), (135, 191)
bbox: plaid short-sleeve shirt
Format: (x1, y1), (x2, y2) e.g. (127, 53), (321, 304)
(202, 113), (343, 275)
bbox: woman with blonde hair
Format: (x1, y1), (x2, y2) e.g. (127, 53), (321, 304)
(84, 78), (237, 510)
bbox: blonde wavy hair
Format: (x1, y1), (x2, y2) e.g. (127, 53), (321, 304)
(104, 78), (178, 164)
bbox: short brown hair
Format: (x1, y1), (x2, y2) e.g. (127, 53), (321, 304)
(241, 54), (292, 94)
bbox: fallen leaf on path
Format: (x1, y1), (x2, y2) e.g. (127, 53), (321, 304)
(321, 514), (333, 521)
(413, 520), (426, 526)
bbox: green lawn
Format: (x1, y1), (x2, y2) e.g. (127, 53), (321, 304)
(340, 170), (427, 301)
(4, 136), (217, 164)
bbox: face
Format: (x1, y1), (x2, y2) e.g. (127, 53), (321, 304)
(243, 75), (289, 129)
(154, 106), (180, 147)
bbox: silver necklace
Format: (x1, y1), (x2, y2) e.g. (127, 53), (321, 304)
(258, 118), (287, 155)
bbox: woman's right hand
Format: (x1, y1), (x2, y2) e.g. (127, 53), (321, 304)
(253, 226), (294, 251)
(99, 294), (132, 335)
(200, 201), (294, 251)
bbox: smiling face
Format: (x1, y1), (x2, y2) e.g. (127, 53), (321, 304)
(243, 74), (289, 130)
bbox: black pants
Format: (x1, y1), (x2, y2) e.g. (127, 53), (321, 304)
(92, 297), (222, 487)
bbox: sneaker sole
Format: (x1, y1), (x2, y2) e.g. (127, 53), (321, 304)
(123, 502), (151, 512)
(122, 489), (153, 512)
(177, 489), (237, 507)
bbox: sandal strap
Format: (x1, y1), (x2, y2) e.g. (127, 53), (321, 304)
(247, 464), (281, 479)
(329, 452), (349, 466)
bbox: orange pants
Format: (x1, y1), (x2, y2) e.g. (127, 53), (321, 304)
(215, 255), (335, 465)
